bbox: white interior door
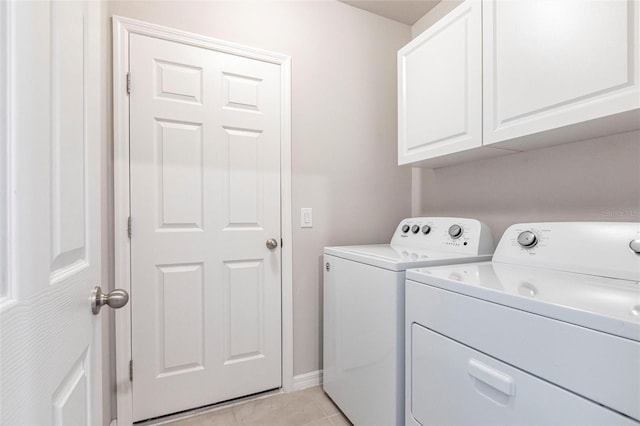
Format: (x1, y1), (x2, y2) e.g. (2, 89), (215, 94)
(0, 1), (103, 425)
(129, 33), (282, 421)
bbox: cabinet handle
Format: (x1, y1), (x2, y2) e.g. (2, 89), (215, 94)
(468, 359), (515, 396)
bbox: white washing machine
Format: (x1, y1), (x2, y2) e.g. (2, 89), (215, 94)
(405, 222), (640, 426)
(323, 217), (494, 426)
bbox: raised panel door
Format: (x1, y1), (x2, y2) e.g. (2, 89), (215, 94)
(129, 33), (282, 421)
(0, 1), (103, 424)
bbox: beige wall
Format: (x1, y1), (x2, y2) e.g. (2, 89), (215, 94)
(415, 131), (640, 244)
(411, 3), (640, 245)
(103, 0), (412, 421)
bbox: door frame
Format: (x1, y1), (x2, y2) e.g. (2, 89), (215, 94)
(0, 0), (12, 308)
(112, 16), (293, 426)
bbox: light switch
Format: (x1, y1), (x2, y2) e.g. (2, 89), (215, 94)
(301, 208), (313, 228)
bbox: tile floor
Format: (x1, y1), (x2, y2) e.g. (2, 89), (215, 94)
(149, 386), (352, 426)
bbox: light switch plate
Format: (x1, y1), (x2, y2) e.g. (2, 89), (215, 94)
(301, 208), (312, 228)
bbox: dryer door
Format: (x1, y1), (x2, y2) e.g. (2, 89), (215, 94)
(409, 323), (636, 426)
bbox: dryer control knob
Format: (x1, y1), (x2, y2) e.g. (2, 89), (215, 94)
(422, 225), (431, 235)
(630, 239), (640, 254)
(518, 231), (538, 248)
(411, 225), (420, 234)
(401, 224), (410, 233)
(448, 224), (463, 239)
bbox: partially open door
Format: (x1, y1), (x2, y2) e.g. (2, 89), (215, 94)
(1, 2), (105, 424)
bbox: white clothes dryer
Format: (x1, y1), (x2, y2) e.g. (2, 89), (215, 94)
(405, 222), (640, 426)
(323, 217), (494, 426)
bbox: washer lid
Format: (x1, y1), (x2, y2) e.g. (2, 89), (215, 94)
(406, 262), (640, 341)
(324, 244), (491, 271)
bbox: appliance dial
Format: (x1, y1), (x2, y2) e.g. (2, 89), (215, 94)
(517, 231), (538, 248)
(411, 225), (420, 234)
(401, 224), (410, 233)
(422, 225), (431, 235)
(448, 224), (463, 239)
(630, 239), (640, 254)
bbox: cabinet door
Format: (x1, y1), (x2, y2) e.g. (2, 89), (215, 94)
(483, 0), (640, 148)
(398, 0), (482, 165)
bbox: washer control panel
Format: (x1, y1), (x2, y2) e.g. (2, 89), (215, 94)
(391, 217), (494, 255)
(494, 222), (640, 282)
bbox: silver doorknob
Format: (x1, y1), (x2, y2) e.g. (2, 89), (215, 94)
(91, 286), (129, 315)
(266, 238), (278, 250)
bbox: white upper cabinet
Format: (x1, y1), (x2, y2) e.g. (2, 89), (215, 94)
(399, 0), (640, 168)
(483, 0), (640, 150)
(398, 0), (500, 167)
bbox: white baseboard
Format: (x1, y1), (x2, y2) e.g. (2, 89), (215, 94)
(112, 374), (321, 425)
(292, 370), (323, 391)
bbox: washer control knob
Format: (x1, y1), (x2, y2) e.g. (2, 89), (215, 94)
(422, 225), (431, 235)
(411, 225), (420, 234)
(630, 239), (640, 254)
(518, 231), (538, 248)
(448, 224), (463, 239)
(401, 224), (410, 233)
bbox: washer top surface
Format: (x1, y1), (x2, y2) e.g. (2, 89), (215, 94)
(324, 217), (495, 271)
(325, 244), (491, 271)
(406, 222), (640, 340)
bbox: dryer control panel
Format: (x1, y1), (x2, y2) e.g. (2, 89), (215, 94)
(390, 217), (494, 256)
(494, 222), (640, 282)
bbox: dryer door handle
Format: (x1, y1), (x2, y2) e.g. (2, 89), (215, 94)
(468, 359), (515, 396)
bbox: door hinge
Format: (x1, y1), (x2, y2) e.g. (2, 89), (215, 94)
(127, 216), (132, 239)
(129, 360), (133, 382)
(126, 72), (131, 95)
